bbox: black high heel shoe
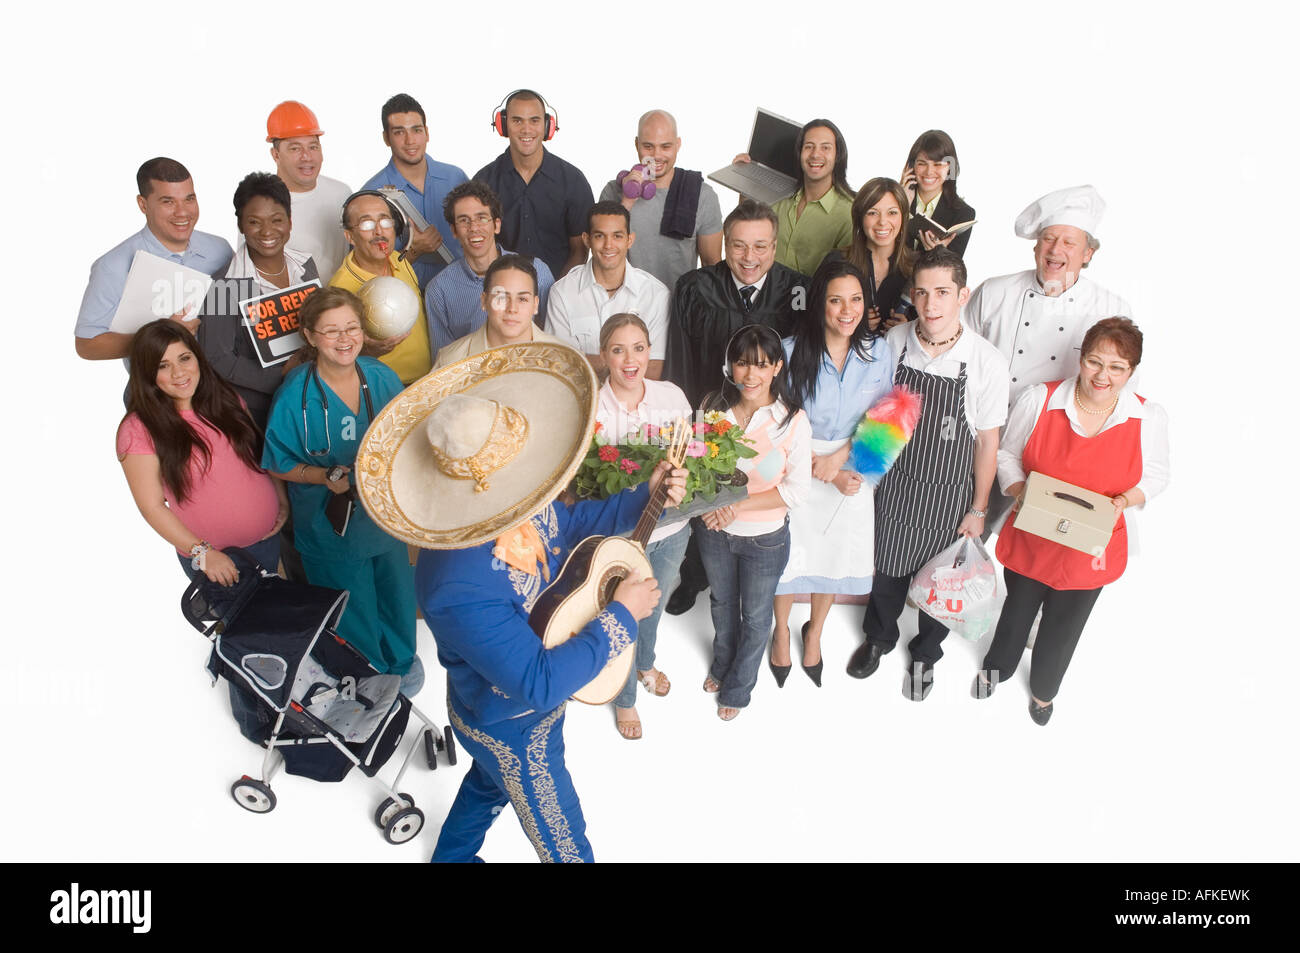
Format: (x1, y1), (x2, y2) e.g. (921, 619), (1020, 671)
(800, 622), (823, 687)
(769, 629), (792, 688)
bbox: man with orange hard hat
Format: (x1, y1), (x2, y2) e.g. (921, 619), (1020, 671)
(267, 101), (353, 279)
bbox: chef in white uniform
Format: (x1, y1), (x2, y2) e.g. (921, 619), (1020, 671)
(965, 185), (1133, 534)
(966, 185), (1132, 405)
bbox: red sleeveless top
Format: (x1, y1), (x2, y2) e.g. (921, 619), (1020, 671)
(996, 380), (1144, 590)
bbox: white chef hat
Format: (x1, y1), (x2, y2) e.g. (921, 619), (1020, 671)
(1014, 185), (1106, 239)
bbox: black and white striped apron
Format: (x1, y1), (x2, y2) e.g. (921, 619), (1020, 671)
(873, 343), (974, 577)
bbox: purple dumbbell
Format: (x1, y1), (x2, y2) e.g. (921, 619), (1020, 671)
(617, 164), (657, 200)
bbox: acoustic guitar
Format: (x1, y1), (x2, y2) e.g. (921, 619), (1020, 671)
(529, 421), (690, 705)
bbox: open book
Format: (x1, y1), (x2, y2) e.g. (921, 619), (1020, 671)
(914, 213), (976, 239)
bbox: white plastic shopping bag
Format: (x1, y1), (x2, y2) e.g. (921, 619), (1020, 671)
(908, 536), (1003, 640)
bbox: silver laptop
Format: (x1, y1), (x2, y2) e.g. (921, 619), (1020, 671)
(708, 108), (803, 206)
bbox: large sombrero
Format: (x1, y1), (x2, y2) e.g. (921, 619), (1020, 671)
(354, 342), (597, 549)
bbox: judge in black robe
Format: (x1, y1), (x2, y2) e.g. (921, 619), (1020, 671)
(664, 259), (809, 407)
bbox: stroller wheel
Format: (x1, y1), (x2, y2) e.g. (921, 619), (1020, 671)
(424, 729), (439, 770)
(375, 793), (415, 830)
(444, 725), (458, 766)
(384, 806), (425, 845)
(230, 776), (276, 814)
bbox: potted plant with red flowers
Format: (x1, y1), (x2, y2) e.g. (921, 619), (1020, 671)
(572, 413), (754, 519)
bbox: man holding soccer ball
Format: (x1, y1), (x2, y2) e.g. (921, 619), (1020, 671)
(329, 190), (432, 385)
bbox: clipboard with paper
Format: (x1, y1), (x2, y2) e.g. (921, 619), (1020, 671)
(109, 250), (214, 334)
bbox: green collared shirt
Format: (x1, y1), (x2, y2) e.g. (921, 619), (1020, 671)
(773, 187), (854, 275)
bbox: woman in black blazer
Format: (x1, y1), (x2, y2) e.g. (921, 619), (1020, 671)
(901, 130), (976, 259)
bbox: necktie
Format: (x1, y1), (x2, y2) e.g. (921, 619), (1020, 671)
(740, 285), (756, 312)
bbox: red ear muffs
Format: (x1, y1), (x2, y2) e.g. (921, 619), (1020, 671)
(492, 91), (558, 141)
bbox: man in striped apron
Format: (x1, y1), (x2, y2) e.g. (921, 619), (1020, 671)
(846, 248), (1009, 699)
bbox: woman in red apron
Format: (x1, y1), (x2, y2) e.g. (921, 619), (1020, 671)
(975, 318), (1170, 724)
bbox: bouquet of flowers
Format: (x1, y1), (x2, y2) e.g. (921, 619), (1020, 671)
(572, 411), (756, 512)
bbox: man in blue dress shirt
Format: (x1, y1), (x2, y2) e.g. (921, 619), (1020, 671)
(423, 181), (555, 354)
(74, 157), (233, 362)
(362, 93), (468, 293)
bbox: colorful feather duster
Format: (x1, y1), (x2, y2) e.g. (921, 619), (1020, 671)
(849, 385), (924, 486)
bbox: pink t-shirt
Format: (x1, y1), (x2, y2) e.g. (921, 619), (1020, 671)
(117, 411), (280, 554)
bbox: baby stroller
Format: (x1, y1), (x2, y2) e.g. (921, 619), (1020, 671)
(181, 547), (457, 844)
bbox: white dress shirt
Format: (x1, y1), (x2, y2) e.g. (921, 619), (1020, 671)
(545, 260), (670, 360)
(965, 269), (1133, 405)
(883, 319), (1011, 436)
(997, 379), (1170, 506)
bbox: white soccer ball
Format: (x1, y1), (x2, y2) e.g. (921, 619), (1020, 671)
(357, 276), (419, 339)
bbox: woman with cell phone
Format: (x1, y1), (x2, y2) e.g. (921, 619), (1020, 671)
(900, 130), (977, 259)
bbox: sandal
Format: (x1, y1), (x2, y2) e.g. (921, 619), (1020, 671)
(717, 706), (740, 722)
(615, 707), (642, 740)
(639, 668), (671, 697)
(702, 675), (720, 694)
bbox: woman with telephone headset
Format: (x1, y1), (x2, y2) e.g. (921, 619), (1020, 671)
(901, 130), (977, 259)
(262, 286), (423, 695)
(698, 325), (811, 721)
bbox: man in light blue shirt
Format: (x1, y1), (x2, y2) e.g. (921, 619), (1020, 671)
(362, 93), (468, 292)
(74, 157), (233, 361)
(424, 181), (553, 355)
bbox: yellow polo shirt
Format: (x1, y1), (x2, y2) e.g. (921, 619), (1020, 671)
(329, 251), (432, 384)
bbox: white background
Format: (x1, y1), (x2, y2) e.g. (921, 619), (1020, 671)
(3, 0), (1294, 863)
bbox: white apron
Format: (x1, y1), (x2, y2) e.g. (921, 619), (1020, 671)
(775, 437), (875, 595)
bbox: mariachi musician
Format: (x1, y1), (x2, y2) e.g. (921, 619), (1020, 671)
(354, 341), (686, 863)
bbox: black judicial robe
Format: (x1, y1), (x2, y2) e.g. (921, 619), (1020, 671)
(664, 261), (809, 407)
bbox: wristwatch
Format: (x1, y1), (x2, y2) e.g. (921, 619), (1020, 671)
(969, 507), (988, 519)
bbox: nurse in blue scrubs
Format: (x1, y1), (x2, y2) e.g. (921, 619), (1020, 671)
(262, 286), (421, 691)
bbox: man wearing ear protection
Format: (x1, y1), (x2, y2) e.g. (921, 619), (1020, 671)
(473, 89), (594, 280)
(328, 191), (432, 384)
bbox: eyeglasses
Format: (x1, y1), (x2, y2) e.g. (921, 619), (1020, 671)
(350, 218), (394, 233)
(312, 325), (364, 340)
(455, 213), (495, 227)
(728, 241), (772, 256)
(1081, 355), (1131, 374)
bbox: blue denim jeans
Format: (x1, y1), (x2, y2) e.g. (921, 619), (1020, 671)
(697, 521), (791, 709)
(615, 525), (690, 708)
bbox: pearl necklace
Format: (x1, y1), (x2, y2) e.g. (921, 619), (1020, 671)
(1074, 382), (1119, 417)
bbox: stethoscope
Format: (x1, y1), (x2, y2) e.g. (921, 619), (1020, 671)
(302, 360), (375, 457)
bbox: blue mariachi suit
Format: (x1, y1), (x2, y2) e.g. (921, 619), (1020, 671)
(416, 484), (650, 862)
(262, 357), (417, 676)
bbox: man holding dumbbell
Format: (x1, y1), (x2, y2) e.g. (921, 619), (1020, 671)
(599, 109), (723, 292)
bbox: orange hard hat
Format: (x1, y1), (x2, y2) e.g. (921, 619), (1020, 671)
(266, 101), (324, 142)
